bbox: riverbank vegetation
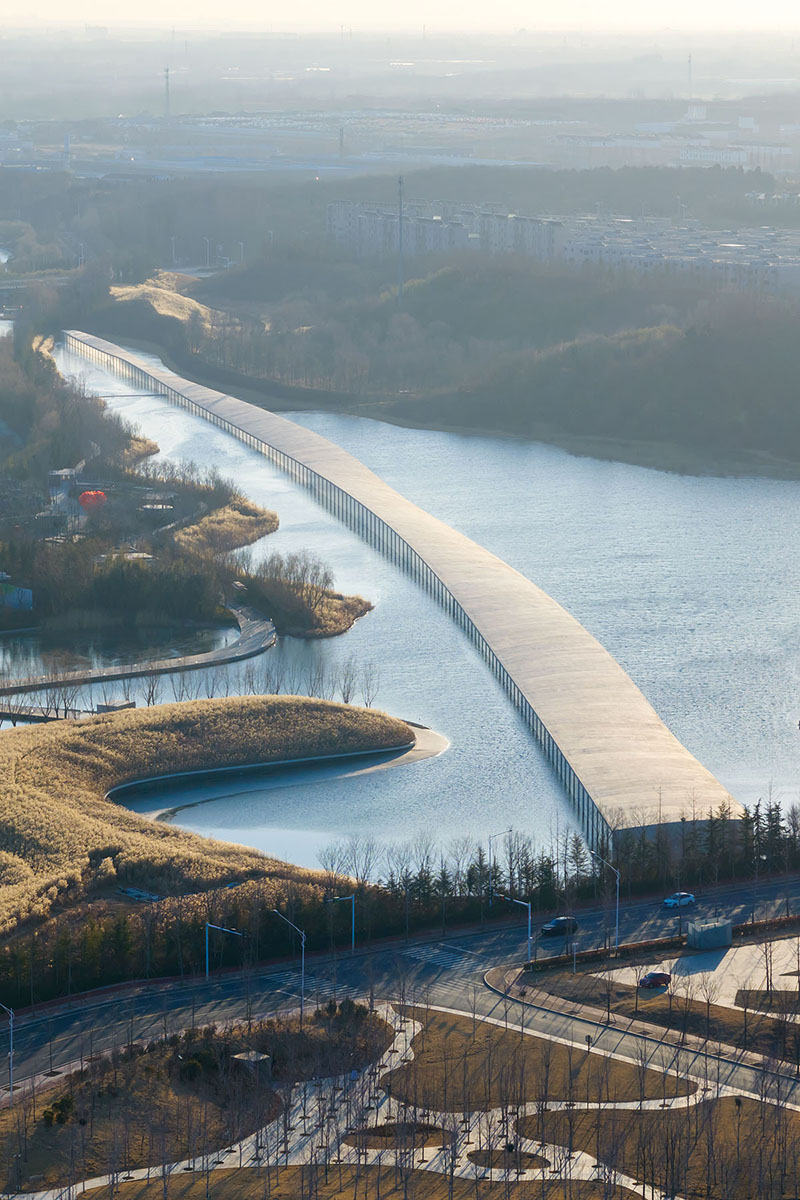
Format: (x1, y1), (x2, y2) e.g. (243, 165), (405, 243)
(0, 695), (411, 935)
(0, 335), (365, 642)
(11, 160), (798, 473)
(173, 497), (279, 557)
(240, 549), (372, 638)
(0, 1000), (390, 1193)
(85, 253), (800, 475)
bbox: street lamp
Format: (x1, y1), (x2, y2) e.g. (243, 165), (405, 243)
(487, 827), (512, 905)
(204, 922), (243, 981)
(496, 894), (532, 964)
(273, 909), (306, 1026)
(591, 849), (620, 951)
(0, 1003), (13, 1108)
(324, 893), (355, 952)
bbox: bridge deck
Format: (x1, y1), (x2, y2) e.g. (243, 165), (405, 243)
(65, 331), (742, 839)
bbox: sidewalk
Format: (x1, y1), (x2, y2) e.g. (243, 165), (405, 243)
(485, 964), (799, 1082)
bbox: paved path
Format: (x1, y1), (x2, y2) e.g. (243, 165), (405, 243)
(0, 605), (275, 698)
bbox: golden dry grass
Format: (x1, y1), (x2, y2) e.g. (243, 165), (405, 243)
(87, 1166), (641, 1200)
(123, 434), (160, 466)
(384, 1007), (694, 1112)
(173, 497), (279, 556)
(0, 696), (412, 933)
(110, 280), (217, 331)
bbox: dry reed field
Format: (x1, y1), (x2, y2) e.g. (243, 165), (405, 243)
(172, 497), (279, 556)
(0, 696), (411, 935)
(110, 280), (217, 332)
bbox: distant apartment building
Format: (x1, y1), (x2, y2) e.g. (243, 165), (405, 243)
(327, 199), (564, 262)
(327, 200), (800, 296)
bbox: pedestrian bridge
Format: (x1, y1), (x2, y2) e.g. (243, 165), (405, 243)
(65, 330), (743, 847)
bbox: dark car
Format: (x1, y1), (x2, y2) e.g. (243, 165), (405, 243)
(638, 971), (672, 989)
(541, 916), (578, 937)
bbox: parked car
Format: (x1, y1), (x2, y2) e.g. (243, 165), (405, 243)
(663, 891), (696, 909)
(638, 971), (672, 989)
(541, 916), (578, 936)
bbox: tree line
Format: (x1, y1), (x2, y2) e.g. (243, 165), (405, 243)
(2, 797), (798, 1009)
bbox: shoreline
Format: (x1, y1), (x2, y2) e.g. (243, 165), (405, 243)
(110, 723), (449, 824)
(92, 329), (800, 483)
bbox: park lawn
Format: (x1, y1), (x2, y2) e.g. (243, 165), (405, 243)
(521, 1095), (800, 1200)
(0, 1046), (279, 1192)
(343, 1122), (450, 1151)
(86, 1165), (643, 1199)
(384, 1008), (694, 1112)
(1, 1004), (392, 1193)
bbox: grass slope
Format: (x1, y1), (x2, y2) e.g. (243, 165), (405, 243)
(0, 696), (411, 934)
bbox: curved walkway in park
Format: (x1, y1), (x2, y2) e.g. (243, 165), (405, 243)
(64, 330), (742, 844)
(0, 605), (275, 699)
(16, 999), (772, 1200)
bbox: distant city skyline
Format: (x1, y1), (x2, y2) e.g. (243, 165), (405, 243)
(5, 1), (800, 31)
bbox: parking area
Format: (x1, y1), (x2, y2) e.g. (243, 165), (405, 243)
(598, 936), (800, 1010)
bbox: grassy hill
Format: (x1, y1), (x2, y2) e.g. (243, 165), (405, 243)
(0, 695), (412, 935)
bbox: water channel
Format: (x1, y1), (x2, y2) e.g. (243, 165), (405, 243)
(9, 326), (800, 868)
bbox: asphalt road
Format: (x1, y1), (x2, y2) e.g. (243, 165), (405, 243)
(3, 874), (799, 1104)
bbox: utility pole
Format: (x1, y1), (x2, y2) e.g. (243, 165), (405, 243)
(397, 175), (404, 305)
(1, 1004), (13, 1108)
(273, 910), (306, 1026)
(591, 850), (620, 952)
(496, 894), (532, 964)
(325, 893), (356, 952)
(487, 827), (512, 906)
(204, 923), (243, 980)
(164, 67), (171, 122)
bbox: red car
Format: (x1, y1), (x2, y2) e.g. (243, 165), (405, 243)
(638, 971), (671, 989)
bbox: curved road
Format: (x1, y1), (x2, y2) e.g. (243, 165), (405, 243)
(4, 875), (800, 1110)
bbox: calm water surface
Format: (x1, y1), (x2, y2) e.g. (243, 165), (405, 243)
(46, 336), (800, 867)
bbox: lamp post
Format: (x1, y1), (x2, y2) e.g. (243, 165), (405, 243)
(273, 910), (306, 1026)
(487, 827), (512, 905)
(205, 923), (243, 981)
(496, 894), (532, 964)
(591, 849), (620, 951)
(0, 1003), (13, 1108)
(324, 893), (355, 952)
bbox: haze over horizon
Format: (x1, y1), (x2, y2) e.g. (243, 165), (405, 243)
(4, 0), (800, 32)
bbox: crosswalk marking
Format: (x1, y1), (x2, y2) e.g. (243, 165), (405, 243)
(261, 971), (358, 1001)
(402, 944), (477, 971)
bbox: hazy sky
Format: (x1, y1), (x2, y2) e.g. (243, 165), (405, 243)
(10, 0), (800, 31)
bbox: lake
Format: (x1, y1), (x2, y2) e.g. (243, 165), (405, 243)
(44, 335), (800, 868)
